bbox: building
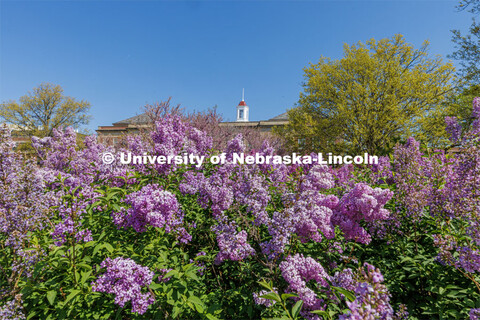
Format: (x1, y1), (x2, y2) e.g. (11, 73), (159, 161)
(1, 123), (34, 145)
(96, 113), (151, 145)
(96, 93), (289, 144)
(218, 91), (289, 132)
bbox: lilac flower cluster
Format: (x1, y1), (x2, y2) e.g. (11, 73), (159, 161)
(472, 97), (480, 132)
(112, 184), (190, 242)
(261, 165), (337, 259)
(180, 168), (234, 218)
(0, 126), (56, 282)
(470, 308), (480, 320)
(291, 194), (337, 244)
(433, 234), (480, 274)
(211, 215), (255, 264)
(339, 263), (406, 320)
(332, 183), (393, 244)
(445, 116), (462, 143)
(189, 251), (207, 276)
(331, 268), (355, 292)
(392, 137), (432, 221)
(232, 166), (271, 226)
(279, 254), (330, 312)
(91, 257), (155, 314)
(260, 209), (296, 259)
(31, 127), (126, 187)
(157, 268), (173, 283)
(369, 156), (394, 185)
(148, 114), (212, 175)
(0, 294), (26, 320)
(253, 288), (278, 307)
(51, 201), (93, 246)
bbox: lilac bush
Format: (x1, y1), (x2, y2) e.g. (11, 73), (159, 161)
(4, 98), (480, 319)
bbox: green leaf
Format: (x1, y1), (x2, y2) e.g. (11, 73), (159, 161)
(281, 293), (298, 300)
(47, 290), (57, 305)
(172, 305), (181, 318)
(164, 270), (178, 279)
(310, 310), (331, 319)
(80, 270), (92, 285)
(332, 286), (356, 302)
(65, 289), (81, 304)
(149, 282), (162, 290)
(260, 293), (281, 303)
(258, 280), (273, 291)
(104, 243), (114, 253)
(188, 295), (204, 306)
(291, 300), (303, 319)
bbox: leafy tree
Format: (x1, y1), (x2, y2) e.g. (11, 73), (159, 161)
(451, 0), (480, 83)
(0, 83), (91, 138)
(276, 35), (456, 155)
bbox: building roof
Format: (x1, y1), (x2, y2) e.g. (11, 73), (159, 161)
(113, 113), (151, 125)
(266, 112), (288, 121)
(238, 100), (247, 106)
(108, 110), (288, 127)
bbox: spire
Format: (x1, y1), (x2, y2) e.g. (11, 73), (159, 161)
(236, 88), (249, 122)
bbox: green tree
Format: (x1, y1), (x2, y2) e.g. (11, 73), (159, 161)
(276, 35), (456, 155)
(451, 0), (480, 83)
(0, 83), (91, 138)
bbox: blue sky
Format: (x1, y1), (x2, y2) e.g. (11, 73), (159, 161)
(0, 0), (473, 132)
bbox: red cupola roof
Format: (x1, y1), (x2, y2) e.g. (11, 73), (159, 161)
(238, 100), (247, 106)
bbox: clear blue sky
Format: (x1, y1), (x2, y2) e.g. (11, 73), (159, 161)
(0, 0), (472, 132)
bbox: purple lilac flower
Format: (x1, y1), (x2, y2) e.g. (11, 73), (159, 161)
(445, 116), (462, 143)
(233, 167), (271, 226)
(157, 268), (173, 283)
(31, 127), (127, 187)
(334, 164), (356, 192)
(51, 201), (93, 246)
(212, 214), (255, 264)
(472, 97), (480, 132)
(291, 195), (337, 244)
(300, 164), (335, 191)
(339, 263), (395, 320)
(113, 184), (190, 242)
(332, 268), (355, 292)
(0, 125), (56, 279)
(261, 210), (296, 259)
(148, 114), (212, 175)
(91, 257), (155, 314)
(180, 169), (234, 218)
(189, 251), (207, 276)
(370, 156), (394, 185)
(0, 294), (25, 320)
(253, 289), (278, 307)
(332, 183), (393, 244)
(470, 308), (480, 320)
(279, 254), (330, 312)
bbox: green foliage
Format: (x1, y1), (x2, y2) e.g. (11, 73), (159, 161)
(0, 83), (91, 138)
(276, 34), (456, 155)
(356, 213), (480, 320)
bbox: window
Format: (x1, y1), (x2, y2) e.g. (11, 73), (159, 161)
(239, 109), (244, 119)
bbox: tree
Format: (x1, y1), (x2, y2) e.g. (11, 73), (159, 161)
(451, 0), (480, 84)
(276, 35), (456, 155)
(0, 83), (91, 137)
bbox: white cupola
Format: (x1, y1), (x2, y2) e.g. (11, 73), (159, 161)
(236, 89), (249, 122)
